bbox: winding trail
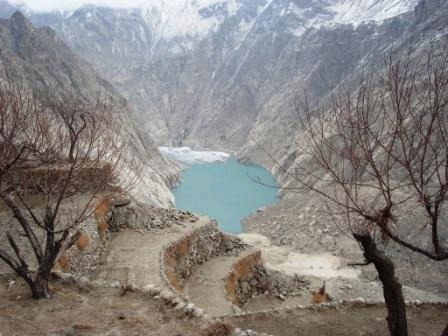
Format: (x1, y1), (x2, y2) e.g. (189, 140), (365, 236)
(183, 248), (259, 316)
(95, 216), (210, 287)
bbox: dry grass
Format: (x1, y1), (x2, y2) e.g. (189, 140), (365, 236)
(94, 197), (112, 239)
(200, 322), (234, 336)
(76, 230), (90, 251)
(52, 254), (70, 272)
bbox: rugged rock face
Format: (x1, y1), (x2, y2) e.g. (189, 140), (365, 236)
(0, 2), (446, 184)
(268, 0), (448, 190)
(0, 12), (178, 207)
(0, 0), (423, 154)
(1, 2), (446, 185)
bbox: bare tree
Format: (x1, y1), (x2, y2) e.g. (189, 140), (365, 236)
(50, 97), (88, 163)
(0, 80), (140, 299)
(261, 43), (448, 336)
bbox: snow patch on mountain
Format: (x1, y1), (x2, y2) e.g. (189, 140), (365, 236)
(329, 0), (420, 26)
(281, 0), (419, 37)
(8, 0), (419, 40)
(159, 146), (230, 165)
(140, 0), (241, 38)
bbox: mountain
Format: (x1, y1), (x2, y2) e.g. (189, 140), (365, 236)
(0, 0), (446, 299)
(1, 0), (446, 187)
(0, 12), (179, 207)
(0, 0), (419, 149)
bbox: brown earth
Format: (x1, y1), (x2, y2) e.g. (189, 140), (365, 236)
(225, 304), (448, 336)
(0, 278), (207, 336)
(2, 278), (447, 336)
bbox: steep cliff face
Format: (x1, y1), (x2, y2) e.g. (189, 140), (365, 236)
(1, 0), (420, 151)
(2, 0), (446, 187)
(0, 12), (178, 207)
(268, 0), (448, 192)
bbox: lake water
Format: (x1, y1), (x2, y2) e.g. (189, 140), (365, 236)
(160, 147), (278, 233)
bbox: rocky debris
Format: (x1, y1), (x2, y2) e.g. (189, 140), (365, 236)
(236, 267), (310, 306)
(110, 281), (121, 288)
(233, 328), (274, 336)
(236, 265), (269, 305)
(58, 217), (106, 276)
(142, 284), (161, 296)
(242, 199), (356, 258)
(321, 277), (448, 304)
(220, 235), (249, 256)
(161, 290), (176, 302)
(109, 201), (199, 232)
(266, 271), (310, 298)
(242, 197), (448, 299)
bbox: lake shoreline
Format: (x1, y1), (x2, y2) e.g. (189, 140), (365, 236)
(160, 146), (280, 234)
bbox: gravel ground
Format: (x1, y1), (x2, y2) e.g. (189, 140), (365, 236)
(225, 304), (448, 336)
(242, 195), (448, 300)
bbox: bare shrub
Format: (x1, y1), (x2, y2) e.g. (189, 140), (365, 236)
(200, 322), (235, 336)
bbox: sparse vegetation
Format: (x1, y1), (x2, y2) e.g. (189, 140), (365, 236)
(262, 42), (448, 336)
(0, 80), (140, 299)
(200, 321), (234, 336)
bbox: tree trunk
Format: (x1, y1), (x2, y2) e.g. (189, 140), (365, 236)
(29, 270), (51, 299)
(441, 324), (448, 336)
(68, 142), (75, 163)
(354, 233), (408, 336)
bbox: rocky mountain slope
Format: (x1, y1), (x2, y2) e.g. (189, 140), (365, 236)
(1, 0), (447, 193)
(0, 12), (178, 207)
(0, 0), (424, 154)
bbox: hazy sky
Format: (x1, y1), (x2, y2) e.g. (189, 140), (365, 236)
(9, 0), (157, 12)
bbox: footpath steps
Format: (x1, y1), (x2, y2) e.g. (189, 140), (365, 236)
(95, 216), (210, 288)
(182, 250), (257, 316)
(95, 212), (263, 318)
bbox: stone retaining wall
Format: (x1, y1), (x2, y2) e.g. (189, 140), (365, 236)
(161, 220), (247, 290)
(108, 199), (199, 232)
(224, 253), (311, 306)
(225, 250), (266, 305)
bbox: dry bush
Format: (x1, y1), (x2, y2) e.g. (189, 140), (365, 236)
(94, 197), (112, 240)
(94, 197), (112, 221)
(75, 231), (90, 251)
(53, 254), (70, 272)
(200, 322), (234, 336)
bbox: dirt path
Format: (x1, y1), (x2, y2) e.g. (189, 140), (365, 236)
(95, 216), (210, 287)
(183, 248), (258, 316)
(0, 280), (205, 336)
(225, 304), (448, 336)
(2, 280), (446, 336)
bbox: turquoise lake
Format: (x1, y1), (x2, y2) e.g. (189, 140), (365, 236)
(173, 157), (279, 233)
